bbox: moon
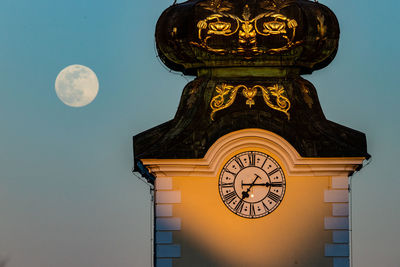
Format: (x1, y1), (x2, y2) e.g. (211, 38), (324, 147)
(55, 65), (99, 107)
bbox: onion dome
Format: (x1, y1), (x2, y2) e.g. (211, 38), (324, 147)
(133, 0), (369, 173)
(156, 0), (339, 75)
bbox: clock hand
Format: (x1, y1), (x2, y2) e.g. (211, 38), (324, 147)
(241, 174), (261, 199)
(241, 182), (283, 187)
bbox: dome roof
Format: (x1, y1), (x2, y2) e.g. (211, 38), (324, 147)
(155, 0), (340, 75)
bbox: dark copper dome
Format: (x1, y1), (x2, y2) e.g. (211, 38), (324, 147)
(134, 0), (369, 172)
(156, 0), (340, 75)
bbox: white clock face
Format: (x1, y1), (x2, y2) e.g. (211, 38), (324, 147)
(218, 151), (286, 218)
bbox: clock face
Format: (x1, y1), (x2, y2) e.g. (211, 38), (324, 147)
(218, 151), (286, 218)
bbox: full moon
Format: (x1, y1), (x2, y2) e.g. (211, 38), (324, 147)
(55, 64), (99, 107)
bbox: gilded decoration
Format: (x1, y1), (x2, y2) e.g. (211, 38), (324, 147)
(260, 84), (291, 119)
(210, 84), (240, 120)
(316, 11), (327, 41)
(191, 1), (302, 57)
(210, 83), (291, 120)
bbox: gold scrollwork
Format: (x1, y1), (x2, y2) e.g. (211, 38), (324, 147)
(210, 84), (240, 120)
(191, 3), (302, 56)
(210, 84), (291, 120)
(260, 84), (291, 119)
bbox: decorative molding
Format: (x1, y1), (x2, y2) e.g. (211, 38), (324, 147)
(324, 190), (349, 203)
(331, 177), (349, 189)
(156, 259), (172, 267)
(156, 232), (173, 244)
(332, 231), (349, 244)
(332, 204), (349, 216)
(156, 191), (181, 204)
(156, 218), (181, 231)
(142, 129), (364, 177)
(156, 205), (173, 217)
(324, 217), (349, 230)
(325, 244), (349, 257)
(333, 258), (349, 267)
(325, 176), (350, 265)
(155, 178), (173, 190)
(157, 244), (181, 258)
(155, 178), (182, 263)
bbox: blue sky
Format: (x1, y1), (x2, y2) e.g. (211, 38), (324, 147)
(0, 0), (399, 266)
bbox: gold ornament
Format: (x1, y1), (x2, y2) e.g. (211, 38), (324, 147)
(210, 84), (291, 120)
(191, 2), (302, 57)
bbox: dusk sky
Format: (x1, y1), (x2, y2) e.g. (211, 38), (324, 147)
(1, 0), (399, 266)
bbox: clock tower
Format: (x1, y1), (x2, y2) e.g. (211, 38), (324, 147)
(133, 1), (369, 266)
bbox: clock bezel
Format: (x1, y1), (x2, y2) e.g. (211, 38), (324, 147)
(218, 151), (286, 219)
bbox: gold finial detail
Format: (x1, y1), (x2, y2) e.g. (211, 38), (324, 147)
(316, 12), (327, 41)
(242, 85), (257, 107)
(242, 4), (251, 21)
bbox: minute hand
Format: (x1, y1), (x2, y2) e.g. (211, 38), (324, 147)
(241, 182), (283, 187)
(241, 174), (261, 199)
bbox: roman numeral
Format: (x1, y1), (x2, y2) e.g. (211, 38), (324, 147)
(235, 157), (244, 169)
(262, 201), (270, 212)
(250, 203), (255, 217)
(234, 199), (244, 213)
(221, 183), (234, 188)
(267, 191), (281, 203)
(223, 191), (236, 203)
(261, 156), (269, 169)
(270, 182), (283, 187)
(267, 168), (280, 176)
(248, 152), (255, 166)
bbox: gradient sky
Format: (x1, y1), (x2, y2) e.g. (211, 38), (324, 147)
(0, 0), (399, 266)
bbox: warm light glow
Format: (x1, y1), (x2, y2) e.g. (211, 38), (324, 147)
(145, 129), (364, 267)
(173, 172), (332, 266)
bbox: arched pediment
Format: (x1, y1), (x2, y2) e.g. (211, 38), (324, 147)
(142, 129), (364, 177)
